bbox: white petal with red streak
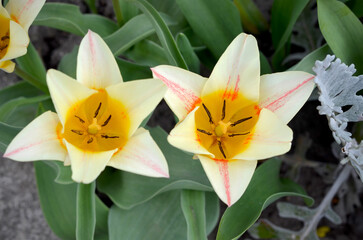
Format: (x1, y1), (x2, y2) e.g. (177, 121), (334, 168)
(259, 71), (315, 124)
(234, 108), (292, 160)
(168, 107), (214, 157)
(198, 155), (257, 206)
(47, 69), (97, 125)
(5, 0), (45, 32)
(151, 65), (206, 120)
(77, 30), (122, 89)
(202, 33), (260, 103)
(108, 128), (169, 178)
(2, 20), (29, 61)
(4, 111), (67, 162)
(106, 78), (166, 137)
(64, 140), (116, 184)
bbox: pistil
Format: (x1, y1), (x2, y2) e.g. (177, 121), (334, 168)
(88, 118), (101, 135)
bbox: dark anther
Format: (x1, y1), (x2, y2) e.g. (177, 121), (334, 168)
(74, 115), (85, 123)
(217, 140), (226, 159)
(0, 45), (8, 51)
(87, 138), (93, 144)
(202, 103), (214, 124)
(71, 129), (83, 135)
(231, 116), (252, 127)
(197, 128), (212, 135)
(221, 100), (226, 120)
(94, 102), (102, 118)
(228, 132), (250, 137)
(101, 115), (112, 127)
(101, 134), (119, 139)
(1, 36), (9, 41)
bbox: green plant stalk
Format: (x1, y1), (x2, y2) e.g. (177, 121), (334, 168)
(14, 66), (49, 94)
(112, 0), (124, 26)
(76, 182), (96, 240)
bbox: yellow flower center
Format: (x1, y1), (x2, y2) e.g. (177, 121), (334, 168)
(63, 91), (130, 152)
(195, 91), (259, 160)
(0, 15), (10, 60)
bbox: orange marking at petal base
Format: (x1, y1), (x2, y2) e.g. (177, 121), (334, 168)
(152, 69), (201, 113)
(222, 75), (240, 101)
(13, 0), (34, 23)
(216, 160), (231, 206)
(10, 15), (20, 24)
(56, 123), (66, 150)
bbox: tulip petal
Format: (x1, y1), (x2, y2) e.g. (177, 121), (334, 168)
(202, 33), (260, 103)
(151, 65), (206, 120)
(106, 79), (166, 137)
(108, 128), (169, 178)
(198, 155), (257, 206)
(234, 108), (292, 160)
(0, 3), (10, 18)
(47, 69), (97, 125)
(3, 111), (67, 162)
(0, 60), (15, 72)
(64, 140), (116, 184)
(168, 107), (214, 157)
(5, 0), (45, 32)
(2, 20), (29, 61)
(77, 30), (123, 89)
(259, 71), (315, 124)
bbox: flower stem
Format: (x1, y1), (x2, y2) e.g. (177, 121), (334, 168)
(112, 0), (123, 26)
(14, 65), (49, 94)
(76, 181), (96, 240)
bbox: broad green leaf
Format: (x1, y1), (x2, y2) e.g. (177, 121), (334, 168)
(104, 13), (176, 56)
(16, 42), (46, 86)
(125, 40), (168, 66)
(176, 0), (242, 59)
(84, 0), (97, 13)
(346, 0), (363, 18)
(0, 81), (41, 107)
(76, 182), (96, 240)
(58, 46), (78, 78)
(134, 0), (188, 69)
(34, 3), (117, 37)
(181, 190), (207, 240)
(108, 190), (219, 240)
(117, 0), (139, 25)
(289, 44), (332, 74)
(34, 161), (109, 240)
(233, 0), (268, 34)
(216, 158), (313, 240)
(260, 52), (272, 75)
(271, 0), (309, 69)
(0, 122), (20, 153)
(97, 127), (212, 209)
(317, 0), (363, 74)
(0, 95), (50, 122)
(176, 33), (200, 73)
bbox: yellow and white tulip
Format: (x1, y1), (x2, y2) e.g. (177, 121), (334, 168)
(152, 33), (315, 206)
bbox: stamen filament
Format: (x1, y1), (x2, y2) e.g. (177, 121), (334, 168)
(202, 103), (214, 124)
(74, 115), (85, 123)
(71, 129), (84, 135)
(228, 132), (250, 137)
(101, 115), (112, 127)
(197, 128), (213, 135)
(221, 100), (226, 120)
(217, 140), (226, 158)
(1, 36), (9, 40)
(94, 102), (102, 118)
(87, 137), (93, 144)
(231, 116), (252, 127)
(101, 134), (119, 139)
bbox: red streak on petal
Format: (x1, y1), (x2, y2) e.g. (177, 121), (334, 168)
(262, 76), (315, 112)
(4, 139), (49, 158)
(13, 0), (34, 22)
(88, 31), (96, 76)
(232, 75), (240, 101)
(216, 160), (231, 206)
(152, 69), (201, 114)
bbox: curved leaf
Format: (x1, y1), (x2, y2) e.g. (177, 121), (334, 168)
(216, 158), (313, 240)
(0, 122), (21, 153)
(176, 33), (200, 73)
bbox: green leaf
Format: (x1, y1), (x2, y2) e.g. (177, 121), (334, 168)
(43, 161), (74, 184)
(176, 0), (242, 59)
(0, 81), (41, 107)
(34, 161), (109, 240)
(216, 158), (313, 240)
(34, 3), (117, 37)
(84, 0), (97, 13)
(125, 40), (168, 66)
(271, 0), (310, 69)
(260, 52), (272, 75)
(176, 33), (200, 73)
(205, 192), (220, 235)
(346, 0), (363, 18)
(0, 95), (50, 122)
(289, 44), (332, 74)
(317, 0), (363, 74)
(16, 42), (46, 85)
(104, 13), (176, 56)
(233, 0), (268, 34)
(133, 0), (188, 69)
(117, 0), (140, 25)
(97, 127), (212, 209)
(76, 182), (96, 240)
(0, 122), (20, 153)
(58, 46), (78, 78)
(181, 190), (207, 240)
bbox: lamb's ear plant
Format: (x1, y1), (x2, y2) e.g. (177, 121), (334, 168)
(0, 0), (361, 239)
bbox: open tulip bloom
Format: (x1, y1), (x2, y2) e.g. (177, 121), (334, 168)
(0, 0), (45, 72)
(152, 33), (315, 206)
(4, 30), (169, 183)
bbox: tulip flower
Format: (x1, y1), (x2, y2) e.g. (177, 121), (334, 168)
(4, 30), (169, 183)
(0, 0), (45, 72)
(152, 33), (315, 206)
